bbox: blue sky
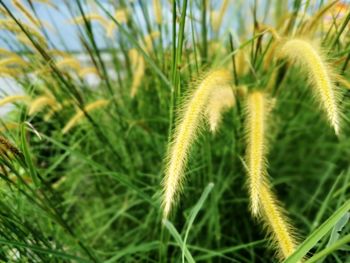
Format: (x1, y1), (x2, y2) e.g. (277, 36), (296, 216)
(1, 0), (350, 51)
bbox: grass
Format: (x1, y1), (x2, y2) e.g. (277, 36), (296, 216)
(0, 0), (349, 262)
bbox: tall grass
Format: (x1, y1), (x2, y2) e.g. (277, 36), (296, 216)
(0, 0), (349, 262)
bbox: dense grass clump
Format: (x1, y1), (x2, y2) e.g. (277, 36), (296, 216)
(0, 0), (349, 262)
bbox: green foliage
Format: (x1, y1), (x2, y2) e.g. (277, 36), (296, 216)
(0, 0), (349, 262)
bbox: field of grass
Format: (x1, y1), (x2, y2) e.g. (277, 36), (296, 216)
(0, 0), (349, 262)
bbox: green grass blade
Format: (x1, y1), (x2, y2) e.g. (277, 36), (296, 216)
(182, 182), (214, 263)
(20, 124), (39, 187)
(163, 219), (195, 263)
(284, 200), (350, 263)
(0, 239), (90, 262)
(304, 234), (350, 263)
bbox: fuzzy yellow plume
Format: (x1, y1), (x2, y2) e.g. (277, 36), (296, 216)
(62, 99), (108, 134)
(28, 96), (58, 115)
(105, 9), (128, 38)
(129, 49), (145, 98)
(33, 0), (55, 6)
(56, 57), (81, 72)
(78, 67), (99, 78)
(69, 14), (108, 28)
(0, 19), (46, 45)
(280, 39), (341, 135)
(12, 0), (41, 27)
(303, 0), (340, 34)
(0, 95), (28, 107)
(336, 75), (350, 90)
(114, 9), (128, 23)
(0, 56), (27, 67)
(206, 86), (235, 133)
(0, 122), (19, 132)
(0, 135), (22, 157)
(143, 31), (160, 53)
(260, 182), (298, 259)
(0, 67), (20, 76)
(16, 32), (48, 50)
(162, 69), (232, 218)
(0, 6), (6, 15)
(245, 91), (270, 216)
(0, 48), (13, 56)
(259, 24), (281, 41)
(153, 0), (162, 25)
(211, 0), (229, 32)
(44, 103), (64, 122)
(236, 48), (249, 76)
(129, 49), (139, 66)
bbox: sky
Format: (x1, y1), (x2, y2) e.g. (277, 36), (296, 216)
(0, 0), (350, 115)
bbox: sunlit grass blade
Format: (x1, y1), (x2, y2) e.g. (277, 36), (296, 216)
(284, 200), (350, 263)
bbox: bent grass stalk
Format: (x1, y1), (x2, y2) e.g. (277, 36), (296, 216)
(280, 38), (341, 135)
(62, 99), (109, 134)
(245, 91), (269, 216)
(162, 69), (232, 218)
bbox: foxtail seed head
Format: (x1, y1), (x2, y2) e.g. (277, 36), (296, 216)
(12, 0), (41, 27)
(260, 182), (298, 260)
(62, 99), (109, 134)
(69, 14), (108, 28)
(78, 67), (99, 78)
(245, 91), (270, 216)
(206, 86), (235, 133)
(0, 56), (27, 67)
(279, 38), (341, 135)
(56, 57), (81, 72)
(0, 135), (22, 158)
(28, 96), (58, 115)
(211, 0), (229, 32)
(106, 9), (128, 38)
(153, 0), (162, 25)
(162, 69), (232, 218)
(129, 49), (145, 98)
(0, 95), (28, 107)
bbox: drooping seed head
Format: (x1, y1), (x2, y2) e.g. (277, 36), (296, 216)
(0, 95), (28, 107)
(162, 69), (232, 218)
(129, 49), (145, 98)
(205, 86), (235, 133)
(260, 182), (298, 260)
(62, 99), (109, 134)
(153, 0), (162, 25)
(28, 96), (58, 115)
(244, 91), (270, 216)
(279, 38), (341, 135)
